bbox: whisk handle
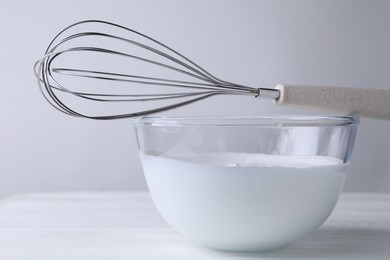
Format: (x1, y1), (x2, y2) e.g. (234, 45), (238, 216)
(275, 84), (390, 120)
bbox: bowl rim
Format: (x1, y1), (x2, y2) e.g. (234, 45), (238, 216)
(132, 115), (360, 127)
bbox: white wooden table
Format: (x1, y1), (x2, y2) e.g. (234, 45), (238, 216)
(0, 192), (389, 259)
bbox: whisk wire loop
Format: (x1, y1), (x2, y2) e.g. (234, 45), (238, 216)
(35, 20), (279, 119)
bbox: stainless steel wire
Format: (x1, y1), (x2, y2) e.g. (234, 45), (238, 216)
(34, 20), (280, 120)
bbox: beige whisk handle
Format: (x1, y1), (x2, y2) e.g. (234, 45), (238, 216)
(274, 84), (390, 120)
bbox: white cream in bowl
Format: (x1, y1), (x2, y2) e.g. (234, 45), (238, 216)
(141, 152), (347, 252)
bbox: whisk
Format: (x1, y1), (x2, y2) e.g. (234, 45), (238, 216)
(34, 20), (390, 120)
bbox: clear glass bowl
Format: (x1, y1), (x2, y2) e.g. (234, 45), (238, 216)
(133, 116), (359, 252)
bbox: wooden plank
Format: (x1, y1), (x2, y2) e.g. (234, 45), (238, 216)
(0, 192), (388, 259)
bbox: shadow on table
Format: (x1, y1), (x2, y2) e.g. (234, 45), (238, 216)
(216, 227), (390, 259)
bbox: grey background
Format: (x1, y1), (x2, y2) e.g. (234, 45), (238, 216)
(1, 0), (389, 198)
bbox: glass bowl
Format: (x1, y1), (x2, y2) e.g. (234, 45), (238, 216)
(133, 116), (359, 252)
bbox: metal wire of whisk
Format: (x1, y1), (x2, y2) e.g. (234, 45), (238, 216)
(34, 20), (280, 120)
